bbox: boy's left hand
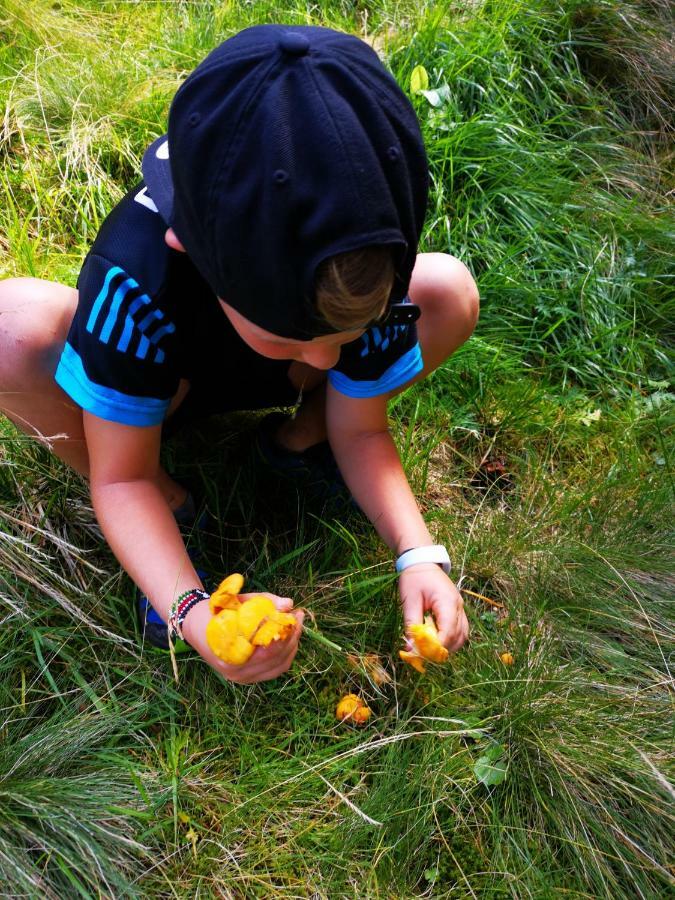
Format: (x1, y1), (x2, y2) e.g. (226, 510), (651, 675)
(399, 564), (469, 652)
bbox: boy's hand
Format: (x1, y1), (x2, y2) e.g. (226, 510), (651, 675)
(182, 594), (304, 684)
(399, 564), (469, 652)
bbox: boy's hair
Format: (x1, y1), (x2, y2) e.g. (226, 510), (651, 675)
(313, 244), (396, 332)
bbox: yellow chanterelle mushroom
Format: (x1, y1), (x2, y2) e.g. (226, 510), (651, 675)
(206, 573), (297, 665)
(399, 614), (449, 674)
(336, 693), (371, 725)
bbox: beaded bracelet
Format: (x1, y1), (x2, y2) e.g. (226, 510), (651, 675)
(168, 588), (210, 644)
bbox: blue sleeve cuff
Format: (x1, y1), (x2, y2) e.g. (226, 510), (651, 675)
(54, 343), (170, 426)
(328, 343), (424, 398)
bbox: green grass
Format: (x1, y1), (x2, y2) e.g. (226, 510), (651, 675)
(1, 0), (673, 896)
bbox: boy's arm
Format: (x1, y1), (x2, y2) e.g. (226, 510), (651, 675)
(83, 412), (201, 610)
(82, 412), (303, 681)
(325, 384), (432, 553)
(325, 383), (468, 651)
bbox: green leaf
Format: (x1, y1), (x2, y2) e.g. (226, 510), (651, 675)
(474, 745), (508, 786)
(424, 866), (439, 883)
(410, 65), (429, 94)
(484, 744), (506, 761)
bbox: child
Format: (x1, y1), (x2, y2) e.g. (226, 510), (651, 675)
(0, 24), (477, 683)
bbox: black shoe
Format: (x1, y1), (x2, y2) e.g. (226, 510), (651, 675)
(254, 412), (356, 507)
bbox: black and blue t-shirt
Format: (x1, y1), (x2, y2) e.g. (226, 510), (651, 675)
(55, 182), (423, 426)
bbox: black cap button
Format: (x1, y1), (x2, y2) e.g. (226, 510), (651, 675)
(280, 32), (310, 56)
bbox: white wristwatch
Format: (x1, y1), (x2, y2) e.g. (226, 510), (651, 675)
(395, 545), (451, 575)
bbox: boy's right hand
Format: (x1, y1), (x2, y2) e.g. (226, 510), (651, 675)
(181, 593), (304, 684)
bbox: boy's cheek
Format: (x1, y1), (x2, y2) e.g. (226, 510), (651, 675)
(244, 339), (295, 360)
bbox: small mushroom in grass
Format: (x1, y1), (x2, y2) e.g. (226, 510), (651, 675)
(347, 652), (392, 686)
(500, 651), (515, 666)
(336, 693), (371, 725)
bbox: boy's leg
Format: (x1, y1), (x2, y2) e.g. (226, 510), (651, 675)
(397, 251), (480, 390)
(0, 278), (89, 473)
(278, 252), (480, 448)
(0, 277), (189, 509)
(274, 364), (328, 451)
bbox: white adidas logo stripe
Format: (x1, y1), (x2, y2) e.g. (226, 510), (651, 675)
(134, 186), (158, 213)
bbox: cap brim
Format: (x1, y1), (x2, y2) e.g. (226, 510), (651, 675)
(141, 135), (174, 225)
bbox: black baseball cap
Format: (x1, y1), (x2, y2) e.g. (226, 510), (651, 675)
(142, 23), (429, 339)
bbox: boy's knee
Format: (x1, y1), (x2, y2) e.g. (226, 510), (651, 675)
(412, 253), (480, 342)
(0, 278), (74, 388)
(454, 261), (480, 338)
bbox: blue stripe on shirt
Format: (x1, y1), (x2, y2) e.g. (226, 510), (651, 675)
(328, 343), (424, 398)
(85, 266), (124, 334)
(99, 278), (136, 343)
(54, 342), (169, 426)
(117, 293), (152, 353)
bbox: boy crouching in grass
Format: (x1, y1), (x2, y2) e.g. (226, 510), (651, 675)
(0, 25), (477, 683)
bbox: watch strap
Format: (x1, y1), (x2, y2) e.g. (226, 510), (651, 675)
(395, 545), (451, 575)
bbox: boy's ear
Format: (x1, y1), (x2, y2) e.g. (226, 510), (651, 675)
(164, 228), (186, 253)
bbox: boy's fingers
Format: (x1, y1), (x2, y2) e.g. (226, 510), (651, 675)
(230, 632), (300, 683)
(228, 611), (304, 679)
(446, 614), (469, 653)
(263, 637), (301, 680)
(238, 591), (293, 604)
(256, 611), (303, 655)
(253, 617), (303, 667)
(435, 593), (465, 647)
(237, 593), (297, 613)
(434, 609), (454, 646)
(457, 617), (470, 651)
(402, 594), (424, 634)
(273, 596), (294, 612)
(434, 601), (458, 646)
